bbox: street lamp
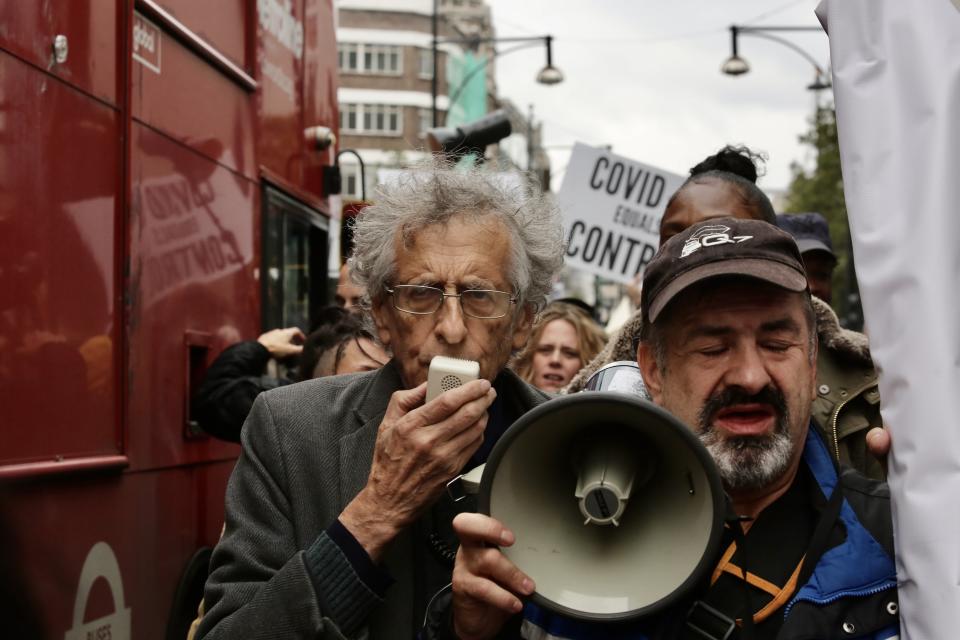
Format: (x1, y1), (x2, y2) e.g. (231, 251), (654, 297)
(431, 34), (564, 127)
(722, 25), (831, 91)
(534, 35), (563, 85)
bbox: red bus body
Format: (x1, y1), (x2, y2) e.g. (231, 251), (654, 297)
(0, 1), (338, 637)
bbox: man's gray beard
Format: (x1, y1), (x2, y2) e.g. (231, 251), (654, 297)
(699, 419), (794, 492)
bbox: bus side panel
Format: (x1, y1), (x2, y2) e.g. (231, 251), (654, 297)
(3, 460), (234, 639)
(126, 121), (255, 471)
(130, 9), (256, 181)
(127, 5), (259, 471)
(0, 49), (121, 466)
(150, 0), (248, 69)
(0, 0), (118, 105)
(256, 0), (307, 192)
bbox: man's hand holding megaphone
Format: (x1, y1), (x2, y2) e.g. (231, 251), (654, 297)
(450, 513), (535, 640)
(444, 391), (727, 639)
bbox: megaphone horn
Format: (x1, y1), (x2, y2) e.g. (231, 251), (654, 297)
(478, 392), (725, 622)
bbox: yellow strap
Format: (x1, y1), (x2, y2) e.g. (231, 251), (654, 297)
(720, 563), (781, 597)
(748, 556), (805, 624)
(710, 541), (739, 585)
(710, 540), (805, 625)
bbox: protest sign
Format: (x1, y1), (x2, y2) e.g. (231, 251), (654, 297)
(557, 143), (684, 283)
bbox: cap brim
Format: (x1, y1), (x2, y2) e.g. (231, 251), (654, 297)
(795, 239), (836, 259)
(648, 259), (809, 323)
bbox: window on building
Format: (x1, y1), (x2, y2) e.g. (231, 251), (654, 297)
(338, 43), (402, 75)
(342, 164), (379, 201)
(340, 103), (359, 132)
(340, 104), (403, 136)
(371, 45), (401, 74)
(338, 43), (359, 72)
(345, 172), (358, 199)
(418, 108), (432, 138)
(340, 163), (363, 200)
(418, 48), (433, 79)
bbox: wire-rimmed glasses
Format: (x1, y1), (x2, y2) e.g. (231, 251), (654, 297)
(385, 284), (516, 319)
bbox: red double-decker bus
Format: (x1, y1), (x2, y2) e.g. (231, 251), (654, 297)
(0, 2), (339, 637)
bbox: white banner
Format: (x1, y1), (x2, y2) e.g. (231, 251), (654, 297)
(818, 1), (960, 637)
(557, 143), (684, 283)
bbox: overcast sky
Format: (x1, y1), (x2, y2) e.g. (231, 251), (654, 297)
(485, 0), (831, 193)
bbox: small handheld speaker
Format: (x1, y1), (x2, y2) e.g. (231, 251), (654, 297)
(426, 356), (480, 402)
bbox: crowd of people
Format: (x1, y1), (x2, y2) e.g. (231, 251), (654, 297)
(190, 146), (896, 640)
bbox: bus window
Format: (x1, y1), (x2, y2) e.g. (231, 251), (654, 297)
(262, 186), (329, 332)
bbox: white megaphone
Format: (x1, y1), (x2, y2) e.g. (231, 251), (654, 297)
(477, 384), (725, 622)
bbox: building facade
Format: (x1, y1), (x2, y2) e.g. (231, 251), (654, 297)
(336, 0), (550, 200)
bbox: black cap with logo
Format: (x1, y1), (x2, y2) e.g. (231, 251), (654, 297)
(642, 218), (809, 323)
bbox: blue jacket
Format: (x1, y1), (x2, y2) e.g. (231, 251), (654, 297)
(423, 427), (900, 640)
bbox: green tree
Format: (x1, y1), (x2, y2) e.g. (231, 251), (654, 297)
(783, 103), (862, 329)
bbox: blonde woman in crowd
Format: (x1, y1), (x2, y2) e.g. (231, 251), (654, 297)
(512, 302), (606, 393)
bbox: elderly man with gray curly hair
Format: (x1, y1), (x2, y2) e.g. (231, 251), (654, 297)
(196, 164), (564, 640)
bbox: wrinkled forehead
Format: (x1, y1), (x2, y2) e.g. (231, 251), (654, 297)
(390, 213), (515, 287)
(662, 277), (809, 334)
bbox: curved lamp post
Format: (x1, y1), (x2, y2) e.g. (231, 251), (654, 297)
(722, 25), (831, 91)
(431, 34), (563, 127)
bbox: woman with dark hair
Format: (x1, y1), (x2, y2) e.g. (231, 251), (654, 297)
(659, 144), (777, 243)
(687, 143), (767, 181)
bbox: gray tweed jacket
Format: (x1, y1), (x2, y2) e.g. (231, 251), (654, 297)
(197, 359), (547, 640)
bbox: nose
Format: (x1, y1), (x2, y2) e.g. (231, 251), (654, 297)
(546, 348), (563, 367)
(434, 294), (468, 345)
(723, 343), (773, 395)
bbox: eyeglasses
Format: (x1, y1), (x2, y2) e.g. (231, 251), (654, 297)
(384, 284), (517, 319)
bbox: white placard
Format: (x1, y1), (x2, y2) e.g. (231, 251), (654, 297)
(557, 143), (684, 283)
(818, 1), (960, 638)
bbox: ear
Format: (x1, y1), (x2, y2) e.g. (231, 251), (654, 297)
(637, 340), (665, 405)
(371, 297), (393, 348)
(511, 303), (535, 351)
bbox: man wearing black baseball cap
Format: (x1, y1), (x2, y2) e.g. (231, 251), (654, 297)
(437, 218), (898, 640)
(569, 183), (886, 484)
(633, 219), (896, 638)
